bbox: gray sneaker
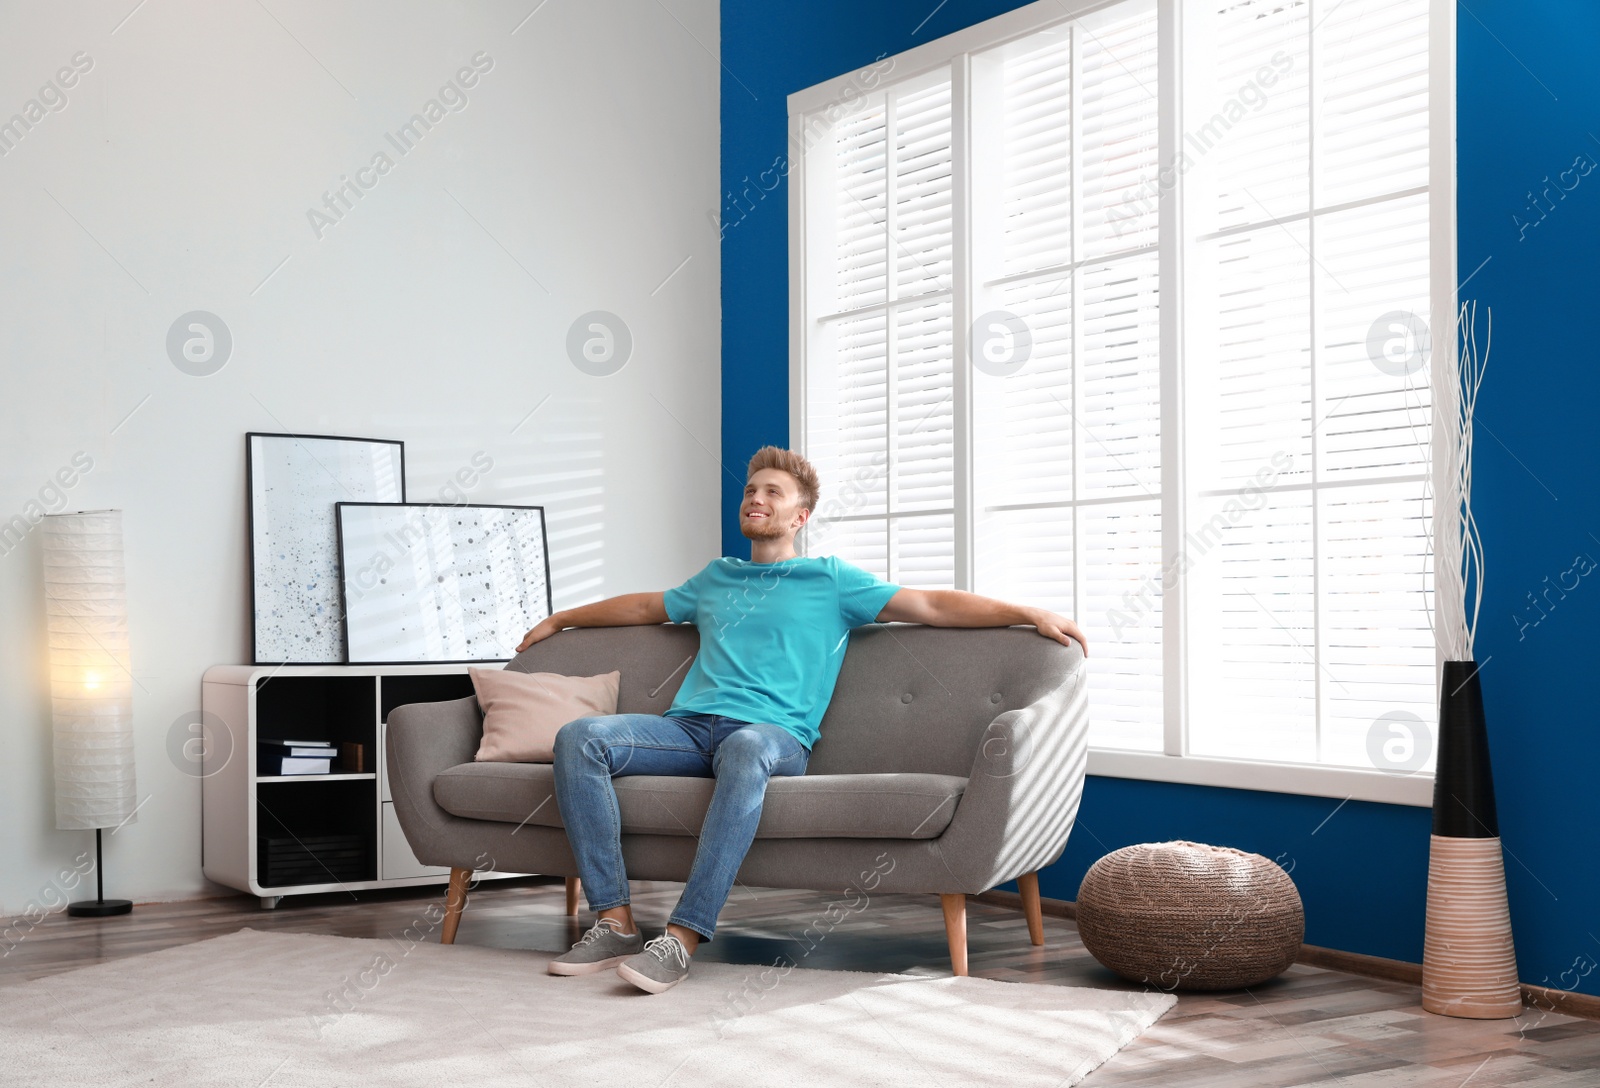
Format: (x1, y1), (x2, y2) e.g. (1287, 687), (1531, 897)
(616, 933), (692, 993)
(548, 918), (643, 976)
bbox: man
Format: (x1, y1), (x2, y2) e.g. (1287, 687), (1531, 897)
(517, 446), (1087, 993)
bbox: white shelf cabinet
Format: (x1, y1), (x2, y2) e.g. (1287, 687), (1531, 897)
(201, 663), (527, 908)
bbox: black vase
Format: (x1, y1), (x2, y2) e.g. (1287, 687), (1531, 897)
(1431, 661), (1498, 838)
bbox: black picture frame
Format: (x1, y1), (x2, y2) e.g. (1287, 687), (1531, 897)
(334, 501), (554, 665)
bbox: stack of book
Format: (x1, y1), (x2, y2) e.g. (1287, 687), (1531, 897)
(259, 739), (339, 776)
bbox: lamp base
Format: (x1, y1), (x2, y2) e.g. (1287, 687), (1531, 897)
(67, 898), (133, 918)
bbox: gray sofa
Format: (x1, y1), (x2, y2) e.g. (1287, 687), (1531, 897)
(386, 623), (1088, 975)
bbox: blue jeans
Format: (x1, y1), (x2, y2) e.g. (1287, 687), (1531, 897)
(550, 713), (810, 942)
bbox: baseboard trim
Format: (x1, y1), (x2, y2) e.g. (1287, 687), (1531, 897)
(1294, 942), (1421, 985)
(1519, 980), (1600, 1022)
(972, 889), (1600, 1021)
(977, 888), (1075, 919)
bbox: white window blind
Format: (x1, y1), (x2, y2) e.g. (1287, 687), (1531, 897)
(1184, 0), (1436, 769)
(804, 72), (956, 588)
(970, 1), (1163, 752)
(794, 0), (1441, 793)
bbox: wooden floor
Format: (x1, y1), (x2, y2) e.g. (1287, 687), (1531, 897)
(5, 875), (1599, 1086)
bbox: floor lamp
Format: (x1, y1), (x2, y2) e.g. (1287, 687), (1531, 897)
(42, 510), (137, 917)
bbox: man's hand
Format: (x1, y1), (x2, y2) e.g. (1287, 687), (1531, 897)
(515, 614), (564, 653)
(1028, 609), (1088, 656)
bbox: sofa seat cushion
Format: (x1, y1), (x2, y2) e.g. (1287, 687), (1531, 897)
(432, 763), (966, 840)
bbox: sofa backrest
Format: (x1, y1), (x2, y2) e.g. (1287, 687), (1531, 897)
(505, 623), (1082, 778)
(506, 624), (702, 717)
(808, 625), (1078, 777)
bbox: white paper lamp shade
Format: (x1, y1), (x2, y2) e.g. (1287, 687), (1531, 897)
(42, 510), (137, 831)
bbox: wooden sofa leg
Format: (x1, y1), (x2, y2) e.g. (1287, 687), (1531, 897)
(941, 893), (969, 977)
(565, 876), (580, 916)
(441, 867), (471, 945)
(1018, 871), (1045, 947)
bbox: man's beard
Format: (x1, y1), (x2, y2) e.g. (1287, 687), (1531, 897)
(740, 512), (786, 541)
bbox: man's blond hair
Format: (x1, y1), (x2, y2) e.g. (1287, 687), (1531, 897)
(746, 446), (821, 512)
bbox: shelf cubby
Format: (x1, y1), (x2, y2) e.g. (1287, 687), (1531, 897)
(202, 663), (531, 907)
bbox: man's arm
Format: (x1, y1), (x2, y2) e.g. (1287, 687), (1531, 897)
(515, 591), (670, 652)
(875, 588), (1088, 655)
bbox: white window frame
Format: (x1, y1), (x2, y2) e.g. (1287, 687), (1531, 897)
(788, 0), (1455, 807)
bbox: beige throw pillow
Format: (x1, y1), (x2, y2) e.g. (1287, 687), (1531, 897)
(469, 668), (621, 763)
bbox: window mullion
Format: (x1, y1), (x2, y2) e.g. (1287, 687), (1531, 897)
(788, 106), (809, 555)
(951, 56), (975, 593)
(1158, 0), (1185, 758)
(1308, 1), (1323, 764)
(885, 90), (900, 583)
(1069, 21), (1085, 630)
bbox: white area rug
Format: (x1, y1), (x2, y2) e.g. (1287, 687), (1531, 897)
(1, 928), (1174, 1087)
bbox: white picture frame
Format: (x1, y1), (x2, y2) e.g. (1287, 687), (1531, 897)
(247, 432), (406, 664)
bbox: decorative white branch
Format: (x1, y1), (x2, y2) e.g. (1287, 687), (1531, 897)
(1436, 300), (1489, 662)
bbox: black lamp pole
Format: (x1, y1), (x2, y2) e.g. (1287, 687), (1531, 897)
(68, 827), (133, 918)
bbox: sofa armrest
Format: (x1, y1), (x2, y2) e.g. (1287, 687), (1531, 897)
(934, 648), (1089, 893)
(385, 695), (485, 869)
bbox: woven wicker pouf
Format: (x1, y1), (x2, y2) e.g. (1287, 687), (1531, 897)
(1076, 841), (1304, 991)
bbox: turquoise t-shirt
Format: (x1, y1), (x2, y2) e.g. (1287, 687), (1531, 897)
(662, 555), (902, 749)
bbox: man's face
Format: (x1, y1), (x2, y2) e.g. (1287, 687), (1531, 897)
(740, 467), (810, 543)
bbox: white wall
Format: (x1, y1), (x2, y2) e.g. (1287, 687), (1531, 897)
(0, 0), (721, 912)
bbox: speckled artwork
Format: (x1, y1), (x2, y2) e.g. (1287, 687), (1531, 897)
(248, 434), (405, 664)
(336, 503), (552, 664)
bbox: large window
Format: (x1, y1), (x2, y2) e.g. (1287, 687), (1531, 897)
(791, 0), (1450, 804)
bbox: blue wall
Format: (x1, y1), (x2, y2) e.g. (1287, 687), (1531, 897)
(722, 1), (1600, 993)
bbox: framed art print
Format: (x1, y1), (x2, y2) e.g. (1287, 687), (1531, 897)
(247, 432), (405, 664)
(335, 502), (553, 664)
